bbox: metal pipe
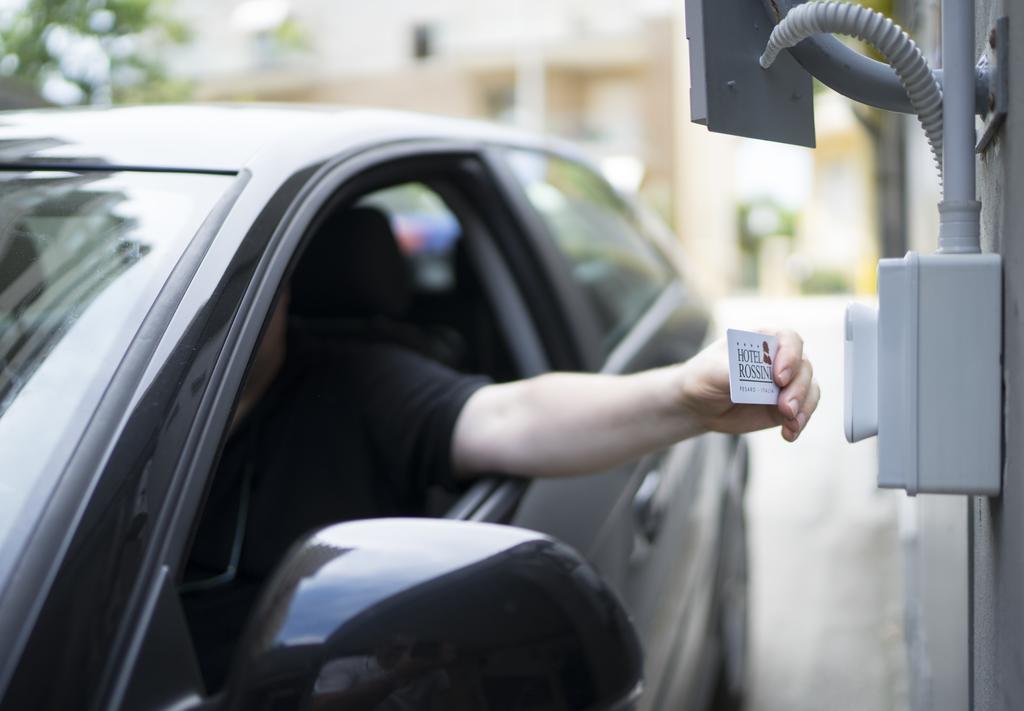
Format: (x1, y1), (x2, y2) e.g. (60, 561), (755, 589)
(759, 0), (988, 116)
(938, 0), (981, 253)
(760, 2), (944, 181)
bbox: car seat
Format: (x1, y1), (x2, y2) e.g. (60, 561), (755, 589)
(289, 206), (464, 365)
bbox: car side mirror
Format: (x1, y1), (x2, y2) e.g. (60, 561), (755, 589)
(222, 518), (643, 711)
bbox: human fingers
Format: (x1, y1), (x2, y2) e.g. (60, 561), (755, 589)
(779, 357), (813, 420)
(782, 377), (820, 441)
(801, 380), (822, 429)
(772, 329), (804, 387)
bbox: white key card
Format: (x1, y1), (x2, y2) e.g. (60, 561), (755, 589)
(727, 329), (780, 405)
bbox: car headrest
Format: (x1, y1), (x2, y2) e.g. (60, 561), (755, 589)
(290, 206), (413, 319)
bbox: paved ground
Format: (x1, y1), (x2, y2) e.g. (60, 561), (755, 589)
(712, 296), (908, 711)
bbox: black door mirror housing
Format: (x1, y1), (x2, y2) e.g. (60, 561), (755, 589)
(222, 518), (642, 710)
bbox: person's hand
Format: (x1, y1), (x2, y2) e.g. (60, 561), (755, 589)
(676, 330), (820, 441)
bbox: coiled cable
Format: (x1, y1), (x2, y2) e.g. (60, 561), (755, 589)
(759, 2), (944, 182)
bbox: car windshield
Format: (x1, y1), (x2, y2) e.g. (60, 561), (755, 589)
(0, 170), (233, 564)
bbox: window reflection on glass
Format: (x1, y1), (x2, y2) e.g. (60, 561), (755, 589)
(504, 150), (672, 354)
(0, 174), (148, 413)
(0, 171), (230, 415)
(0, 170), (232, 556)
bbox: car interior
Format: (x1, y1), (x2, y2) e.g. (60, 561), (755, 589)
(180, 167), (530, 692)
(291, 182), (521, 386)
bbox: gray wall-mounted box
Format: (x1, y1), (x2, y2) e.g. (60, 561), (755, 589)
(685, 0), (816, 147)
(877, 252), (1002, 495)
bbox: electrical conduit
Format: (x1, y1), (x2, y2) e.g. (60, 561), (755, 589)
(758, 2), (944, 186)
(938, 0), (980, 253)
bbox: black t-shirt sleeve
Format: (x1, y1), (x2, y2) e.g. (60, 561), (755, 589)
(340, 342), (491, 498)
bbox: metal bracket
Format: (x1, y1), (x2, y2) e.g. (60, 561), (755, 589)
(976, 16), (1008, 153)
(686, 0), (815, 147)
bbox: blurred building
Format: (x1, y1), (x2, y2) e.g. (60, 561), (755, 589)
(166, 0), (879, 298)
(798, 92), (880, 295)
(165, 0), (768, 297)
(169, 1), (675, 211)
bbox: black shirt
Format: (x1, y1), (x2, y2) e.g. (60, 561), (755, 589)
(190, 331), (490, 580)
(183, 331), (489, 686)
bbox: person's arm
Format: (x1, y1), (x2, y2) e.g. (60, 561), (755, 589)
(451, 330), (819, 478)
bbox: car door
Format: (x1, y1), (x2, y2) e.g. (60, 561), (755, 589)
(483, 146), (726, 708)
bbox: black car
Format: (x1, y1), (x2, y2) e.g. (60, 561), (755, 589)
(0, 105), (748, 710)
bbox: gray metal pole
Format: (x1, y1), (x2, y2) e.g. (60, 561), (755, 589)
(938, 0), (981, 253)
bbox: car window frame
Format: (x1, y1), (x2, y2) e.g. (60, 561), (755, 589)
(2, 159), (320, 710)
(481, 145), (607, 372)
(429, 177), (550, 379)
(0, 167), (250, 705)
(95, 166), (315, 710)
(485, 145), (685, 372)
(423, 173), (552, 523)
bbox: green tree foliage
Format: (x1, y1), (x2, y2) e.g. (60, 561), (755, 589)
(0, 0), (190, 105)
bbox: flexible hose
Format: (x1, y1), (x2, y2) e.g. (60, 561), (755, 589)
(759, 2), (944, 182)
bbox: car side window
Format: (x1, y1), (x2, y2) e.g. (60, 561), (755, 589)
(504, 149), (673, 355)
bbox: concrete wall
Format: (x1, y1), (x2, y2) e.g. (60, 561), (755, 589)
(900, 1), (1022, 707)
(911, 0), (1024, 707)
(908, 496), (969, 710)
(973, 0), (1024, 707)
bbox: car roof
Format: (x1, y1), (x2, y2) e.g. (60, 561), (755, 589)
(0, 104), (585, 175)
